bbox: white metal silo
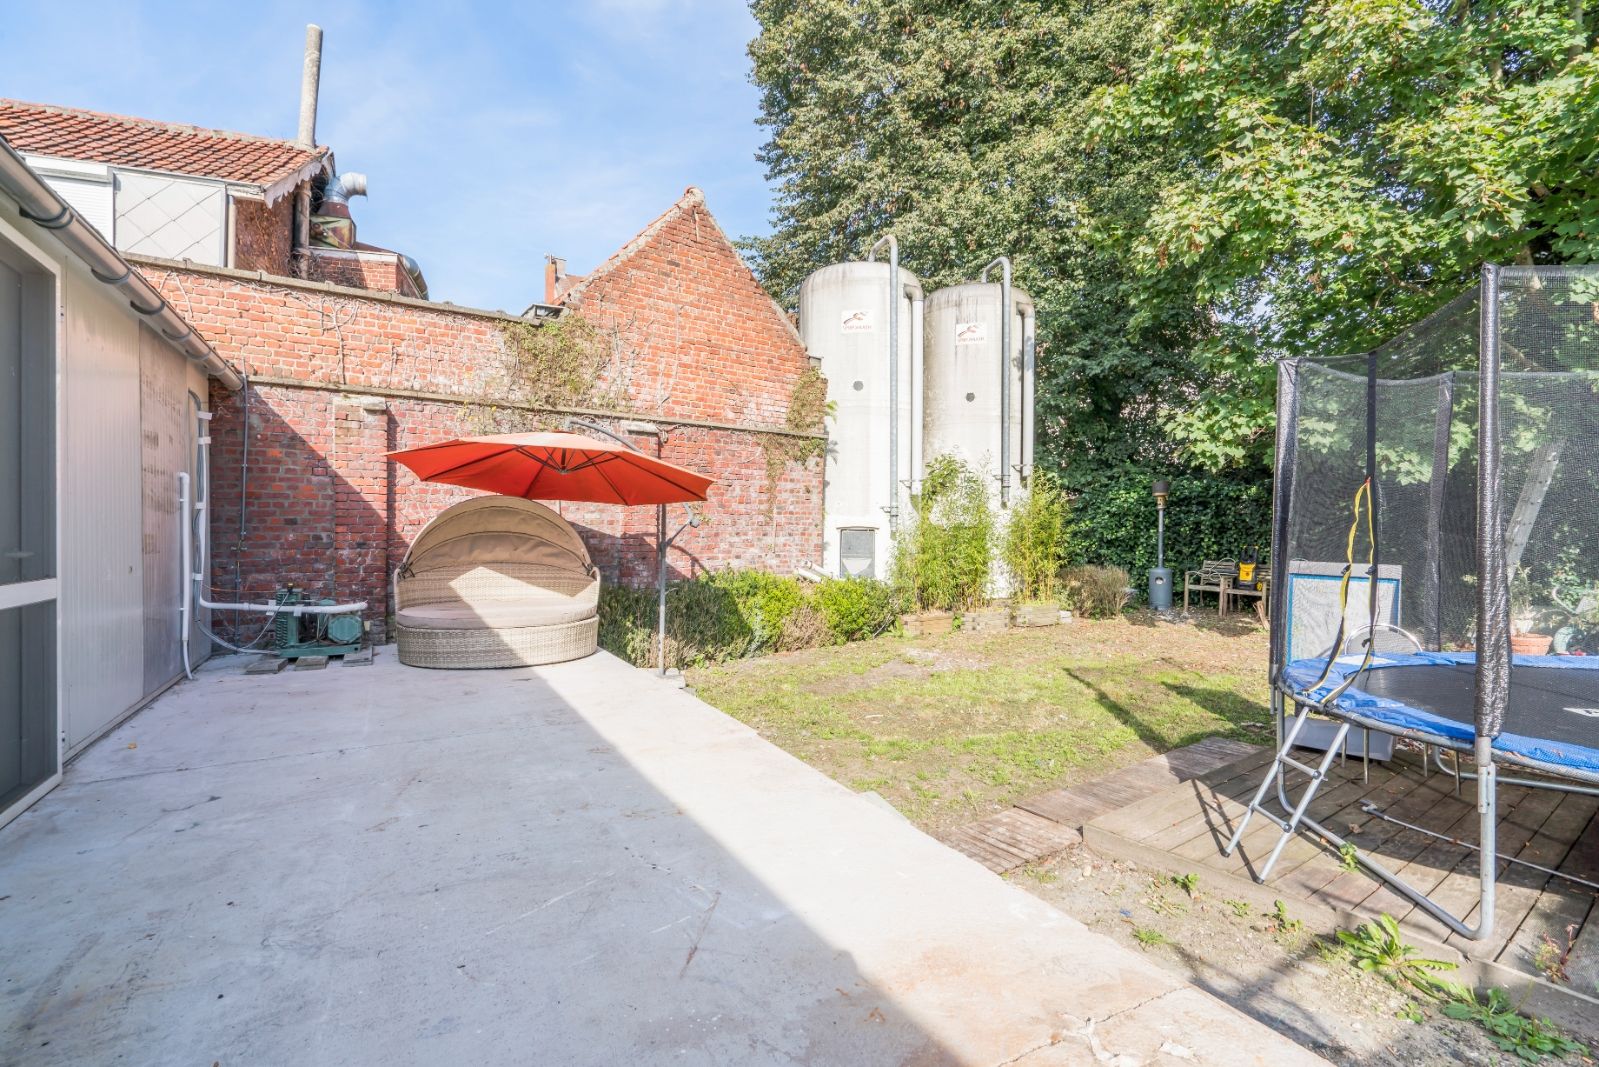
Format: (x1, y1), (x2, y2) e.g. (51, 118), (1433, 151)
(923, 259), (1035, 511)
(798, 240), (923, 580)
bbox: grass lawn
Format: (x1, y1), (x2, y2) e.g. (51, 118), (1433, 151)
(688, 611), (1274, 835)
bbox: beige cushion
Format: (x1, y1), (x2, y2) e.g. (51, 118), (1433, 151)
(397, 593), (596, 631)
(404, 497), (593, 575)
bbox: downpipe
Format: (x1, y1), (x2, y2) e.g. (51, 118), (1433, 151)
(981, 256), (1013, 507)
(1020, 301), (1036, 485)
(868, 235), (900, 532)
(909, 290), (925, 496)
(179, 471), (193, 679)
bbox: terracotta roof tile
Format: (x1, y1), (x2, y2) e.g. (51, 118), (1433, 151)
(0, 99), (327, 190)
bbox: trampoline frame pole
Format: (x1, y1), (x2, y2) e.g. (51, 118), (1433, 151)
(1435, 748), (1599, 797)
(1474, 738), (1498, 943)
(1280, 770), (1495, 941)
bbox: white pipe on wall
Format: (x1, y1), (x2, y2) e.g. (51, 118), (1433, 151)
(176, 452), (363, 674)
(179, 471), (193, 679)
(909, 292), (925, 496)
(1021, 303), (1036, 483)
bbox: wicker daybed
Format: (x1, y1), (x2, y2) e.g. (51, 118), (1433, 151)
(395, 496), (599, 668)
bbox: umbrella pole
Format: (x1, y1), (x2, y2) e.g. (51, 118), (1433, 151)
(657, 502), (667, 676)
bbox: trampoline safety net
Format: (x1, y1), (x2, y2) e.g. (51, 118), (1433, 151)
(1274, 265), (1599, 755)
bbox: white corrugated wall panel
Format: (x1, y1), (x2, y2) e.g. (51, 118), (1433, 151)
(59, 265), (144, 753)
(140, 323), (188, 693)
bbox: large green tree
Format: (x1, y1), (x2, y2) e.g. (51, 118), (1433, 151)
(745, 0), (1206, 483)
(1092, 0), (1599, 469)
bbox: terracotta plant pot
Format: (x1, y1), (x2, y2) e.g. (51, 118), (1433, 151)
(1510, 632), (1554, 656)
(902, 611), (954, 637)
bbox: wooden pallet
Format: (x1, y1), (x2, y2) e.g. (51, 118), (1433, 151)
(941, 736), (1258, 873)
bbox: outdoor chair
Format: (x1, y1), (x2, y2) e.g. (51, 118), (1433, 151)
(1183, 559), (1235, 614)
(395, 496), (600, 668)
(1222, 572), (1271, 622)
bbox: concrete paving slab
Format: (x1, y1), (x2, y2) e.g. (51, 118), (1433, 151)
(0, 651), (1327, 1067)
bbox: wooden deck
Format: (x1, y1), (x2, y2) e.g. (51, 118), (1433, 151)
(941, 737), (1257, 873)
(1083, 743), (1599, 1025)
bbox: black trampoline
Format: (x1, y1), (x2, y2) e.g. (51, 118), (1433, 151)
(1225, 264), (1599, 942)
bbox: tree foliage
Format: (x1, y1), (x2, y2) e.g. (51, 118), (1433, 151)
(746, 0), (1207, 483)
(1091, 0), (1599, 468)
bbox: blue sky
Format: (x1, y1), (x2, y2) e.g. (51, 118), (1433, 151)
(5, 0), (773, 313)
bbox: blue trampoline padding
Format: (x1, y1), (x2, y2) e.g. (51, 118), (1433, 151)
(1283, 651), (1599, 774)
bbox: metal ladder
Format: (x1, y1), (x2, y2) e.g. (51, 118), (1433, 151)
(1221, 702), (1351, 881)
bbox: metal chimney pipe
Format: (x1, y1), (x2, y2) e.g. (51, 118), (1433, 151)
(297, 24), (324, 149)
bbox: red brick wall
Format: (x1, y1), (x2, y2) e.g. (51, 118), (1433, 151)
(141, 207), (823, 642)
(308, 248), (420, 298)
(232, 193), (294, 275)
(564, 188), (812, 428)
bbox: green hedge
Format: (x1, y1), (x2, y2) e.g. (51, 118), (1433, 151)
(598, 570), (902, 669)
(1067, 473), (1270, 592)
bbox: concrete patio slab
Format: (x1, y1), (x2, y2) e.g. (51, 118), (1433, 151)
(0, 650), (1327, 1066)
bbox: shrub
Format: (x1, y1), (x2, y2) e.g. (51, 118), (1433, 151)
(894, 455), (995, 612)
(708, 568), (805, 655)
(1003, 473), (1070, 604)
(778, 599), (831, 651)
(670, 574), (761, 662)
(597, 569), (899, 668)
(597, 583), (658, 667)
(812, 577), (902, 644)
(1066, 472), (1270, 598)
(1064, 565), (1131, 618)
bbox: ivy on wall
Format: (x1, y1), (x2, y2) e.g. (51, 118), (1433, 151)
(466, 314), (629, 433)
(760, 366), (830, 512)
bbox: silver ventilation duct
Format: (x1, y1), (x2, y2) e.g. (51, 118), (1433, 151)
(321, 171), (367, 207)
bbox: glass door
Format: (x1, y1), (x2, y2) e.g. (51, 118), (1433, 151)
(0, 242), (58, 827)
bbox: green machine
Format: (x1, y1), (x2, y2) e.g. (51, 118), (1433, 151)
(271, 585), (367, 659)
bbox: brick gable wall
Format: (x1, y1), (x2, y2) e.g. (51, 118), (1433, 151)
(562, 189), (811, 428)
(137, 195), (822, 643)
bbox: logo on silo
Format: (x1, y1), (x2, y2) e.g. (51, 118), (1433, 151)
(955, 322), (987, 345)
(841, 309), (873, 333)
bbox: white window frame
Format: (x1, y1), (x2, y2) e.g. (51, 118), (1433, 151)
(0, 210), (64, 830)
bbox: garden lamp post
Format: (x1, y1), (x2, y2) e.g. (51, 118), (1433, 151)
(1149, 479), (1173, 611)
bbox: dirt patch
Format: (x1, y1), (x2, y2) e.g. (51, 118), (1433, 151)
(1014, 846), (1595, 1066)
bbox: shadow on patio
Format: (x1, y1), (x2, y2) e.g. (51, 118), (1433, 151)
(0, 651), (1327, 1066)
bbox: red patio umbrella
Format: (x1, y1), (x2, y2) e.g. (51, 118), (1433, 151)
(389, 430), (713, 675)
(388, 431), (713, 505)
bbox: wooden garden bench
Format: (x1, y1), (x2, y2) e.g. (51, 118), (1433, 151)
(1183, 560), (1235, 615)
